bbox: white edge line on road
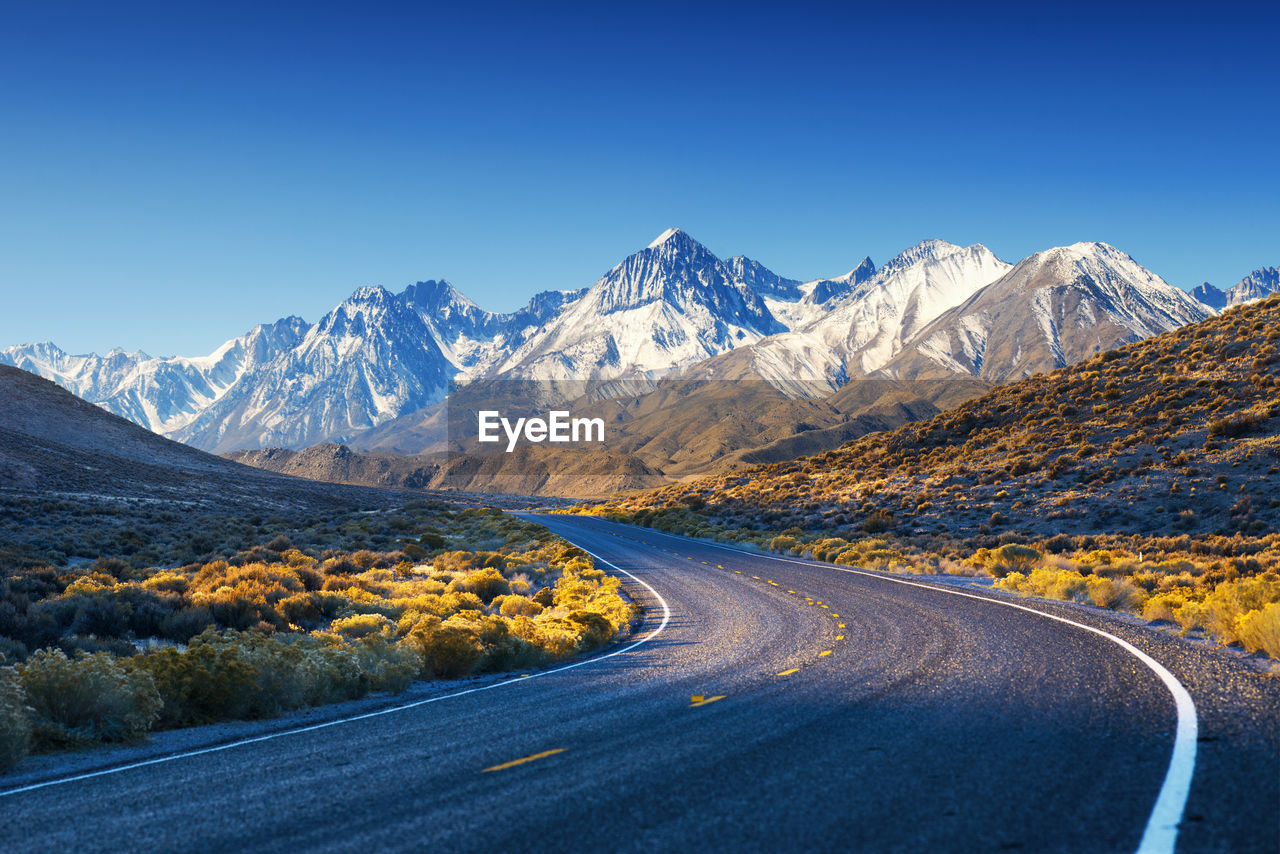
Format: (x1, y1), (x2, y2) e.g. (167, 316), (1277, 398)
(621, 522), (1197, 854)
(0, 545), (670, 800)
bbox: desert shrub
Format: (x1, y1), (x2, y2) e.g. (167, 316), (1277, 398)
(142, 572), (189, 594)
(809, 538), (849, 562)
(996, 568), (1088, 602)
(1207, 412), (1267, 439)
(137, 629), (394, 728)
(860, 510), (895, 533)
(2, 509), (640, 752)
(449, 568), (510, 603)
(1085, 575), (1147, 610)
(1143, 589), (1202, 625)
(770, 535), (799, 554)
(1236, 603), (1280, 658)
(19, 649), (161, 749)
(331, 613), (393, 639)
(450, 613), (543, 671)
(0, 663), (31, 771)
(1202, 577), (1280, 646)
(566, 611), (615, 652)
(497, 594), (543, 617)
(159, 606), (216, 642)
(351, 635), (419, 693)
(977, 544), (1042, 578)
(406, 623), (484, 678)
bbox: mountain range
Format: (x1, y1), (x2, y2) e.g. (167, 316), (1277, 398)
(3, 231), (1274, 455)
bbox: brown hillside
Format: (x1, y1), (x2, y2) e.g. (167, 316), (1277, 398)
(0, 367), (417, 568)
(624, 295), (1280, 539)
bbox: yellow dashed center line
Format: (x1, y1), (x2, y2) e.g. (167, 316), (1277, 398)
(690, 694), (726, 707)
(818, 650), (832, 657)
(777, 668), (800, 676)
(483, 748), (566, 773)
(835, 636), (844, 641)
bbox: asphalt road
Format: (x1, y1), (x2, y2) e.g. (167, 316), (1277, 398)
(2, 514), (1277, 853)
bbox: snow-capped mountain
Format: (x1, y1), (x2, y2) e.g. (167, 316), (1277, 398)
(1, 317), (308, 436)
(167, 286), (457, 452)
(884, 242), (1212, 383)
(2, 229), (1266, 453)
(398, 279), (585, 379)
(731, 240), (1011, 394)
(1227, 267), (1279, 305)
(1187, 268), (1278, 312)
(494, 228), (785, 382)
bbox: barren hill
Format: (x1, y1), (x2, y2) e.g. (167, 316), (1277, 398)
(624, 295), (1280, 539)
(0, 366), (415, 568)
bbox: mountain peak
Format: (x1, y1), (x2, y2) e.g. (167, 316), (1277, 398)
(913, 238), (962, 254)
(1061, 240), (1120, 257)
(877, 239), (977, 278)
(1228, 266), (1279, 305)
(347, 285), (393, 304)
(1191, 282), (1227, 311)
(848, 256), (876, 282)
(647, 227), (687, 249)
(401, 279), (479, 313)
(1021, 242), (1126, 271)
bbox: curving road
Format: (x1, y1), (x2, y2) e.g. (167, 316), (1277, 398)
(1, 514), (1277, 853)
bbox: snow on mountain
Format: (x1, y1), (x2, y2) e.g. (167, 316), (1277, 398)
(3, 231), (1258, 453)
(1, 270), (602, 452)
(885, 242), (1213, 383)
(722, 254), (808, 327)
(807, 257), (877, 305)
(1, 316), (308, 435)
(1227, 267), (1279, 305)
(495, 228), (785, 382)
(169, 286), (456, 453)
(740, 240), (1011, 393)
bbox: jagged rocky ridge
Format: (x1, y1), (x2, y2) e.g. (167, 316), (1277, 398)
(3, 230), (1270, 453)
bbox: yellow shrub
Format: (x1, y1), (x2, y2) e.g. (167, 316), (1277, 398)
(1236, 603), (1280, 657)
(449, 568), (510, 603)
(1085, 576), (1146, 610)
(497, 594), (543, 617)
(142, 572), (190, 594)
(330, 613), (393, 639)
(1203, 577), (1280, 645)
(769, 535), (799, 554)
(1143, 588), (1200, 623)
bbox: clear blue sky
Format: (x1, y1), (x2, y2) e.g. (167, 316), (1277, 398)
(2, 1), (1277, 356)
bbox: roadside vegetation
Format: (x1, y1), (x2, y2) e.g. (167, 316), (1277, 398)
(579, 296), (1280, 662)
(0, 505), (637, 773)
(572, 503), (1280, 660)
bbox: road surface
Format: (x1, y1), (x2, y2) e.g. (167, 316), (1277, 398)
(1, 514), (1276, 852)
